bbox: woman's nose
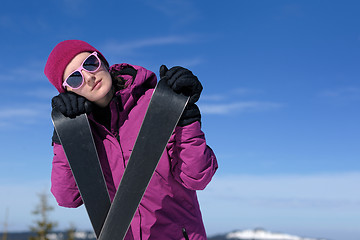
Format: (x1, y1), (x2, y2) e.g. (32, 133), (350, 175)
(82, 70), (95, 83)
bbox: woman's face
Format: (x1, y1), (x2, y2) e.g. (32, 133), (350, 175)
(63, 52), (113, 107)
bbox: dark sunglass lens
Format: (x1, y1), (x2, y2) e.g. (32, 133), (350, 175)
(66, 71), (83, 88)
(83, 55), (100, 71)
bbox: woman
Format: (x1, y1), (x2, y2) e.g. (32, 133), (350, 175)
(44, 40), (218, 240)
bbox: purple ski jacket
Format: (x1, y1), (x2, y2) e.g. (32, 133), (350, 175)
(51, 63), (218, 240)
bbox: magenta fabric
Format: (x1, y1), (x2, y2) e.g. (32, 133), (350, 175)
(50, 63), (218, 239)
(44, 40), (109, 93)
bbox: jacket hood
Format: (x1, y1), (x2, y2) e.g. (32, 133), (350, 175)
(109, 63), (157, 99)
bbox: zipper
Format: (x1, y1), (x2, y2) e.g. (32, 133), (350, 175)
(182, 228), (189, 240)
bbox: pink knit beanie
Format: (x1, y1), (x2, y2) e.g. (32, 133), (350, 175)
(44, 40), (109, 93)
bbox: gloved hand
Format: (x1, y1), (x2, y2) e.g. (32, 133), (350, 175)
(51, 92), (93, 145)
(178, 104), (201, 127)
(160, 65), (202, 104)
(51, 92), (93, 118)
(52, 129), (60, 145)
(160, 65), (202, 126)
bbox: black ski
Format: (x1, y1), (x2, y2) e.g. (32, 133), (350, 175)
(51, 110), (111, 238)
(98, 78), (189, 240)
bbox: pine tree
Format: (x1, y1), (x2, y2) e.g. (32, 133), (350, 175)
(29, 191), (57, 240)
(1, 208), (9, 240)
(66, 224), (76, 240)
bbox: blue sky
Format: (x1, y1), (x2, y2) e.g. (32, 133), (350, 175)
(0, 1), (359, 239)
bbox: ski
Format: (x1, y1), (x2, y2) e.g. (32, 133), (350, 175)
(51, 110), (111, 238)
(98, 78), (189, 240)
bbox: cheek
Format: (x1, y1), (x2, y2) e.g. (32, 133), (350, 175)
(101, 72), (113, 86)
(69, 88), (87, 98)
(101, 68), (111, 78)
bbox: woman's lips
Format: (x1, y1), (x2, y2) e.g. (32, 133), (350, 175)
(92, 80), (102, 90)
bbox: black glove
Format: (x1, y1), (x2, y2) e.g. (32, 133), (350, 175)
(160, 65), (202, 126)
(51, 92), (93, 145)
(159, 65), (202, 104)
(51, 92), (93, 118)
(52, 129), (60, 145)
(178, 103), (201, 127)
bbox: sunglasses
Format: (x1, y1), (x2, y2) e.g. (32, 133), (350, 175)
(62, 51), (102, 89)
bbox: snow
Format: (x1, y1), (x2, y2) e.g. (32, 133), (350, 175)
(44, 231), (96, 240)
(226, 228), (325, 240)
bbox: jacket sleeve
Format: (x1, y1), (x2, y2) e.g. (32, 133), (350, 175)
(167, 121), (218, 190)
(50, 143), (83, 208)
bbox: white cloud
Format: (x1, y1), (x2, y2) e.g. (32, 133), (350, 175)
(201, 94), (227, 101)
(0, 180), (91, 232)
(199, 101), (282, 115)
(25, 88), (58, 99)
(232, 88), (264, 96)
(202, 88), (262, 102)
(0, 60), (46, 82)
(102, 35), (199, 56)
(2, 172), (359, 236)
(0, 104), (50, 129)
(144, 0), (199, 25)
(168, 57), (204, 68)
(320, 87), (360, 99)
(138, 57), (205, 77)
(0, 11), (49, 34)
(200, 172), (360, 203)
(199, 87), (281, 115)
(0, 108), (38, 119)
(198, 172), (360, 237)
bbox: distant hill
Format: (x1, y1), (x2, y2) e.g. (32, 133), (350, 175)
(208, 228), (327, 240)
(1, 228), (327, 240)
(0, 231), (96, 240)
